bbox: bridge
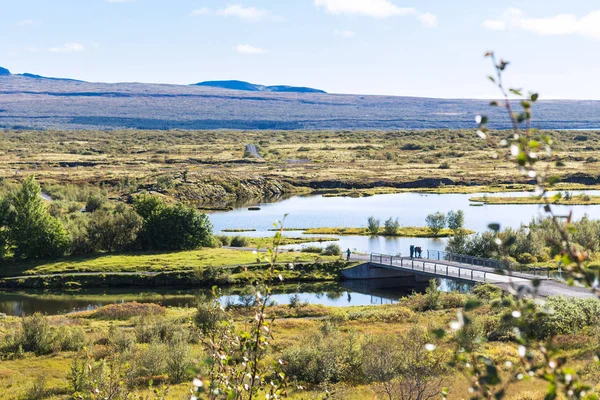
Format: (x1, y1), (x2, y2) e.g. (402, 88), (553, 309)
(344, 252), (594, 298)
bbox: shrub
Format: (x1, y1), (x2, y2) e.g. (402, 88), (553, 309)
(439, 162), (451, 169)
(446, 210), (465, 231)
(229, 236), (249, 247)
(425, 212), (446, 235)
(516, 253), (537, 265)
(166, 333), (193, 383)
(301, 245), (323, 254)
(534, 297), (600, 338)
(55, 326), (86, 352)
(137, 342), (168, 377)
(87, 208), (142, 252)
(401, 143), (423, 151)
(383, 217), (400, 236)
(85, 195), (106, 213)
(367, 216), (380, 235)
(134, 317), (185, 344)
(322, 243), (341, 256)
(472, 283), (503, 301)
(216, 235), (231, 246)
(20, 313), (55, 356)
(92, 302), (166, 320)
(194, 300), (229, 335)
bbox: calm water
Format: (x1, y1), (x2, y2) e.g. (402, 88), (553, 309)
(0, 279), (471, 316)
(210, 191), (600, 255)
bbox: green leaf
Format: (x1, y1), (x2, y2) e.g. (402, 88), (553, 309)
(531, 93), (539, 102)
(488, 223), (501, 232)
(509, 88), (522, 96)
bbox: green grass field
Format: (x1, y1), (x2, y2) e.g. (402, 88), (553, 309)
(0, 248), (340, 278)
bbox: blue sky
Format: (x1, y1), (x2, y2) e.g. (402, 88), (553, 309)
(2, 0), (600, 99)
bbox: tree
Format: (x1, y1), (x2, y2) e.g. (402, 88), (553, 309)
(425, 212), (446, 235)
(132, 193), (165, 220)
(138, 200), (213, 251)
(446, 210), (464, 231)
(0, 198), (10, 259)
(384, 217), (400, 236)
(367, 216), (381, 235)
(6, 176), (70, 259)
(87, 207), (142, 252)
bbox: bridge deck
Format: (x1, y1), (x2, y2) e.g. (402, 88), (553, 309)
(347, 253), (595, 298)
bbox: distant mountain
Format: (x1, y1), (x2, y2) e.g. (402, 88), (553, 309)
(18, 73), (84, 82)
(193, 80), (326, 94)
(1, 70), (600, 131)
(0, 66), (10, 76)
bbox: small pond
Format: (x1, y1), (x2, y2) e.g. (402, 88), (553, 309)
(0, 279), (472, 316)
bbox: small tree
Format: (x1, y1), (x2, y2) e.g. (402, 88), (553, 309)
(367, 216), (381, 235)
(425, 212), (446, 235)
(384, 217), (400, 236)
(446, 210), (464, 232)
(7, 176), (70, 259)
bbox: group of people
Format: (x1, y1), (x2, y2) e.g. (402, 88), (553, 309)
(409, 245), (422, 258)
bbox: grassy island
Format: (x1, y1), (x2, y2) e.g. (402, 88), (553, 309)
(470, 193), (600, 205)
(303, 226), (473, 237)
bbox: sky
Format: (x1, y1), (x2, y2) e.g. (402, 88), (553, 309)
(2, 0), (600, 99)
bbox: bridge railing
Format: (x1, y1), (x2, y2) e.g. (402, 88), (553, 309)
(426, 250), (553, 279)
(369, 252), (488, 282)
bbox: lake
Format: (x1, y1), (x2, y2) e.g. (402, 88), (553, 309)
(209, 190), (600, 255)
(0, 279), (472, 316)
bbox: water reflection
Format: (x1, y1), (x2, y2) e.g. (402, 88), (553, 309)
(0, 278), (472, 316)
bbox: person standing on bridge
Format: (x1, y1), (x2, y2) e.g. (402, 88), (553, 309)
(410, 245), (415, 258)
(346, 248), (351, 261)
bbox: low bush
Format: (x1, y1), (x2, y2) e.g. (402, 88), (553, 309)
(229, 236), (249, 247)
(322, 243), (341, 256)
(301, 245), (323, 254)
(91, 302), (166, 320)
(516, 253), (537, 265)
(194, 300), (229, 335)
(533, 296), (600, 338)
(472, 283), (503, 301)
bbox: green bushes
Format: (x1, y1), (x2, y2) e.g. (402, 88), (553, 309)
(1, 313), (86, 356)
(534, 297), (600, 338)
(425, 212), (447, 235)
(91, 302), (166, 320)
(516, 252), (537, 265)
(1, 176), (70, 260)
(383, 217), (400, 235)
(134, 195), (213, 251)
(194, 300), (229, 335)
(229, 236), (249, 247)
(301, 245), (323, 253)
(322, 243), (341, 256)
(367, 216), (380, 235)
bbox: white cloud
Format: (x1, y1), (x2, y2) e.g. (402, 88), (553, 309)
(483, 8), (600, 40)
(314, 0), (436, 27)
(418, 12), (437, 28)
(218, 5), (277, 21)
(235, 44), (267, 55)
(191, 7), (210, 16)
(314, 0), (414, 18)
(49, 42), (85, 53)
(16, 19), (34, 27)
(334, 29), (356, 37)
(192, 5), (280, 21)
